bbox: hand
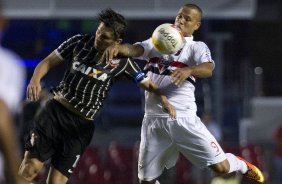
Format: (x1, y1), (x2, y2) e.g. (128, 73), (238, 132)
(170, 67), (192, 87)
(101, 44), (121, 65)
(161, 97), (176, 119)
(26, 80), (42, 101)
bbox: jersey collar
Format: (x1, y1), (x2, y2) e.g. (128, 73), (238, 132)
(184, 36), (194, 42)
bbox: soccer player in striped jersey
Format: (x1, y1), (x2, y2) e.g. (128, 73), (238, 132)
(103, 3), (264, 184)
(18, 8), (175, 184)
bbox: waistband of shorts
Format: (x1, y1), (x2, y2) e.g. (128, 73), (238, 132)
(144, 110), (196, 118)
(52, 97), (93, 122)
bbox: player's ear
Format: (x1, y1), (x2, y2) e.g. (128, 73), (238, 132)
(116, 38), (122, 44)
(194, 21), (201, 31)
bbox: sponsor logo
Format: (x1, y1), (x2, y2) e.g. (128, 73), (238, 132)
(72, 61), (108, 81)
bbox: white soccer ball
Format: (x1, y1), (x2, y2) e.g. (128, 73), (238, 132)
(152, 23), (184, 54)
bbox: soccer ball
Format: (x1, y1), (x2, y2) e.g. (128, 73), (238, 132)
(152, 23), (184, 54)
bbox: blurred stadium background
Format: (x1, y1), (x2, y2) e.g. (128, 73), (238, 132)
(1, 0), (282, 183)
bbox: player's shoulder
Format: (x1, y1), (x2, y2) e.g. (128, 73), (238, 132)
(192, 41), (208, 47)
(191, 41), (210, 51)
(66, 34), (88, 42)
(68, 34), (83, 39)
(81, 34), (93, 40)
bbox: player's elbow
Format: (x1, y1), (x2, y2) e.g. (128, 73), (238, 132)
(139, 83), (153, 93)
(202, 62), (214, 78)
(206, 70), (213, 77)
(200, 70), (213, 78)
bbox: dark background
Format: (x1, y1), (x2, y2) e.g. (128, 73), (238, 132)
(1, 0), (282, 183)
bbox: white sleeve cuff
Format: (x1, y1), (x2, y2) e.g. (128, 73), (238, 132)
(54, 49), (64, 61)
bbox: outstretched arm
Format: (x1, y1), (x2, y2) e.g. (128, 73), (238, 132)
(102, 43), (144, 62)
(26, 52), (62, 101)
(139, 79), (176, 119)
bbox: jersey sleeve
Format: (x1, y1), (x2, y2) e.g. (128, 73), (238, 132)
(193, 42), (215, 68)
(124, 58), (148, 84)
(134, 38), (154, 60)
(54, 34), (83, 61)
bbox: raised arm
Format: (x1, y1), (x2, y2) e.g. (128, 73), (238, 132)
(26, 52), (62, 101)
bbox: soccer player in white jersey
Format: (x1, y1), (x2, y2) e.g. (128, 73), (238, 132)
(103, 3), (265, 184)
(0, 10), (27, 184)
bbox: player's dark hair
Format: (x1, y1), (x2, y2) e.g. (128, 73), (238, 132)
(183, 3), (203, 21)
(98, 8), (127, 39)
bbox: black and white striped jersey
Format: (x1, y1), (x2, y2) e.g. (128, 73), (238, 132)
(53, 34), (146, 120)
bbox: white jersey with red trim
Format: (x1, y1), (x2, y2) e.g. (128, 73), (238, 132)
(135, 36), (214, 116)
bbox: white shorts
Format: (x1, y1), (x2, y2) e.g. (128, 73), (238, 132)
(138, 115), (226, 181)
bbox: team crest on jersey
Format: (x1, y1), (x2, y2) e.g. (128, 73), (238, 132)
(158, 55), (170, 74)
(72, 61), (109, 81)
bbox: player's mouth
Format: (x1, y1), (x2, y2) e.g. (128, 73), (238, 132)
(175, 23), (183, 31)
(174, 22), (183, 29)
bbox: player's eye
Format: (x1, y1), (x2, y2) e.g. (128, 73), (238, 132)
(184, 16), (191, 22)
(177, 14), (182, 19)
